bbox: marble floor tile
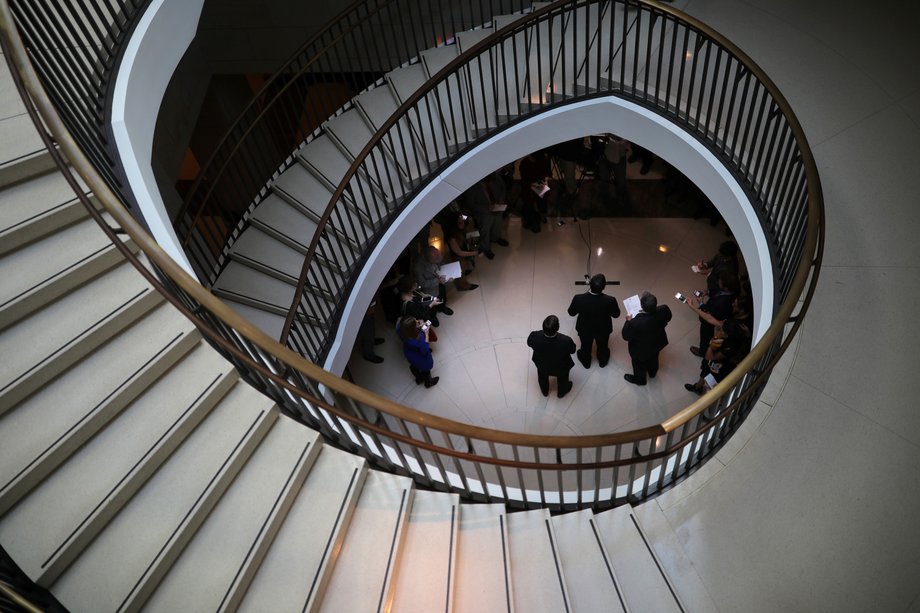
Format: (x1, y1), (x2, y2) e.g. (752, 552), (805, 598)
(347, 218), (740, 435)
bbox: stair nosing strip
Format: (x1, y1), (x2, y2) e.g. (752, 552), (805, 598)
(217, 437), (317, 612)
(39, 371), (230, 572)
(117, 406), (274, 612)
(303, 465), (361, 610)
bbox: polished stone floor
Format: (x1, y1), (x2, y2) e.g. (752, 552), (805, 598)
(348, 215), (731, 436)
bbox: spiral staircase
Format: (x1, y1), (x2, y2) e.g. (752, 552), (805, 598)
(7, 0), (916, 611)
(0, 2), (722, 610)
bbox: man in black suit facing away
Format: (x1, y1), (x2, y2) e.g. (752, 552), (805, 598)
(567, 273), (621, 368)
(621, 291), (672, 385)
(527, 315), (577, 398)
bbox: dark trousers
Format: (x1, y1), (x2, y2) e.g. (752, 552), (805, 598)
(577, 332), (611, 366)
(630, 354), (660, 384)
(357, 313), (376, 358)
(409, 365), (433, 384)
(537, 368), (572, 397)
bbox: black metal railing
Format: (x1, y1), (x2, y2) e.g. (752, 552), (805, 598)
(282, 0), (812, 363)
(6, 0), (152, 212)
(1, 0), (822, 513)
(174, 0), (531, 285)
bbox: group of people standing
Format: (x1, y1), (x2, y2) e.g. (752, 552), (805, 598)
(527, 274), (673, 397)
(527, 240), (752, 403)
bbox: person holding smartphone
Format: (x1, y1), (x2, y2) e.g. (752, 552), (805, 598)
(398, 316), (439, 388)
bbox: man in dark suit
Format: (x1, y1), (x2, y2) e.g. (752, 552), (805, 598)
(567, 273), (621, 368)
(621, 291), (672, 385)
(527, 315), (577, 398)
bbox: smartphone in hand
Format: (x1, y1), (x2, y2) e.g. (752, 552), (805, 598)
(675, 292), (687, 303)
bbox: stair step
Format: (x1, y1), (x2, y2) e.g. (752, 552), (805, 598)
(0, 170), (91, 256)
(506, 508), (571, 612)
(251, 193), (356, 270)
(297, 135), (390, 229)
(50, 382), (278, 612)
(0, 217), (136, 331)
(0, 260), (161, 412)
(456, 29), (499, 133)
(551, 509), (627, 613)
(324, 108), (405, 200)
(226, 227), (344, 301)
(237, 445), (367, 613)
(219, 300), (289, 342)
(272, 165), (370, 254)
(0, 114), (56, 189)
(213, 260), (299, 316)
(388, 490), (460, 613)
(384, 62), (454, 162)
(419, 45), (468, 147)
(317, 470), (414, 613)
(143, 418), (322, 613)
(0, 303), (199, 515)
(0, 343), (237, 586)
(271, 161), (334, 221)
(453, 503), (513, 613)
(593, 504), (682, 613)
(354, 84), (430, 184)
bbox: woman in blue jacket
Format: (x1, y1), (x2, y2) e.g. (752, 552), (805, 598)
(398, 316), (439, 388)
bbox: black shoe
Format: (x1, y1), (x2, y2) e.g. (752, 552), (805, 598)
(648, 370), (657, 378)
(440, 306), (454, 316)
(685, 383), (703, 395)
(495, 238), (509, 246)
(374, 337), (385, 345)
(689, 346), (704, 357)
(540, 387), (549, 397)
(558, 382), (573, 398)
(424, 376), (440, 388)
(578, 356), (591, 369)
(483, 250), (495, 260)
(598, 360), (608, 368)
(624, 374), (646, 386)
(431, 317), (440, 327)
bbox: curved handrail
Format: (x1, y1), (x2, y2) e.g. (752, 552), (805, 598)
(1, 0), (823, 510)
(287, 0), (823, 431)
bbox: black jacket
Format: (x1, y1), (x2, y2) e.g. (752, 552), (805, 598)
(621, 306), (672, 361)
(527, 331), (576, 374)
(567, 292), (621, 336)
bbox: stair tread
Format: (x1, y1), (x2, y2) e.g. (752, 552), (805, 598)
(297, 133), (352, 191)
(551, 509), (627, 613)
(220, 300), (288, 342)
(453, 503), (512, 613)
(318, 470), (414, 613)
(354, 84), (400, 131)
(506, 508), (570, 613)
(251, 193), (319, 248)
(0, 216), (116, 308)
(0, 303), (198, 511)
(272, 162), (334, 220)
(0, 260), (157, 402)
(389, 489), (460, 613)
(0, 170), (85, 237)
(51, 382), (276, 612)
(144, 417), (321, 613)
(593, 505), (682, 613)
(0, 112), (46, 169)
(228, 226), (304, 280)
(385, 63), (429, 105)
(0, 344), (236, 580)
(237, 445), (367, 613)
(214, 260), (298, 311)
